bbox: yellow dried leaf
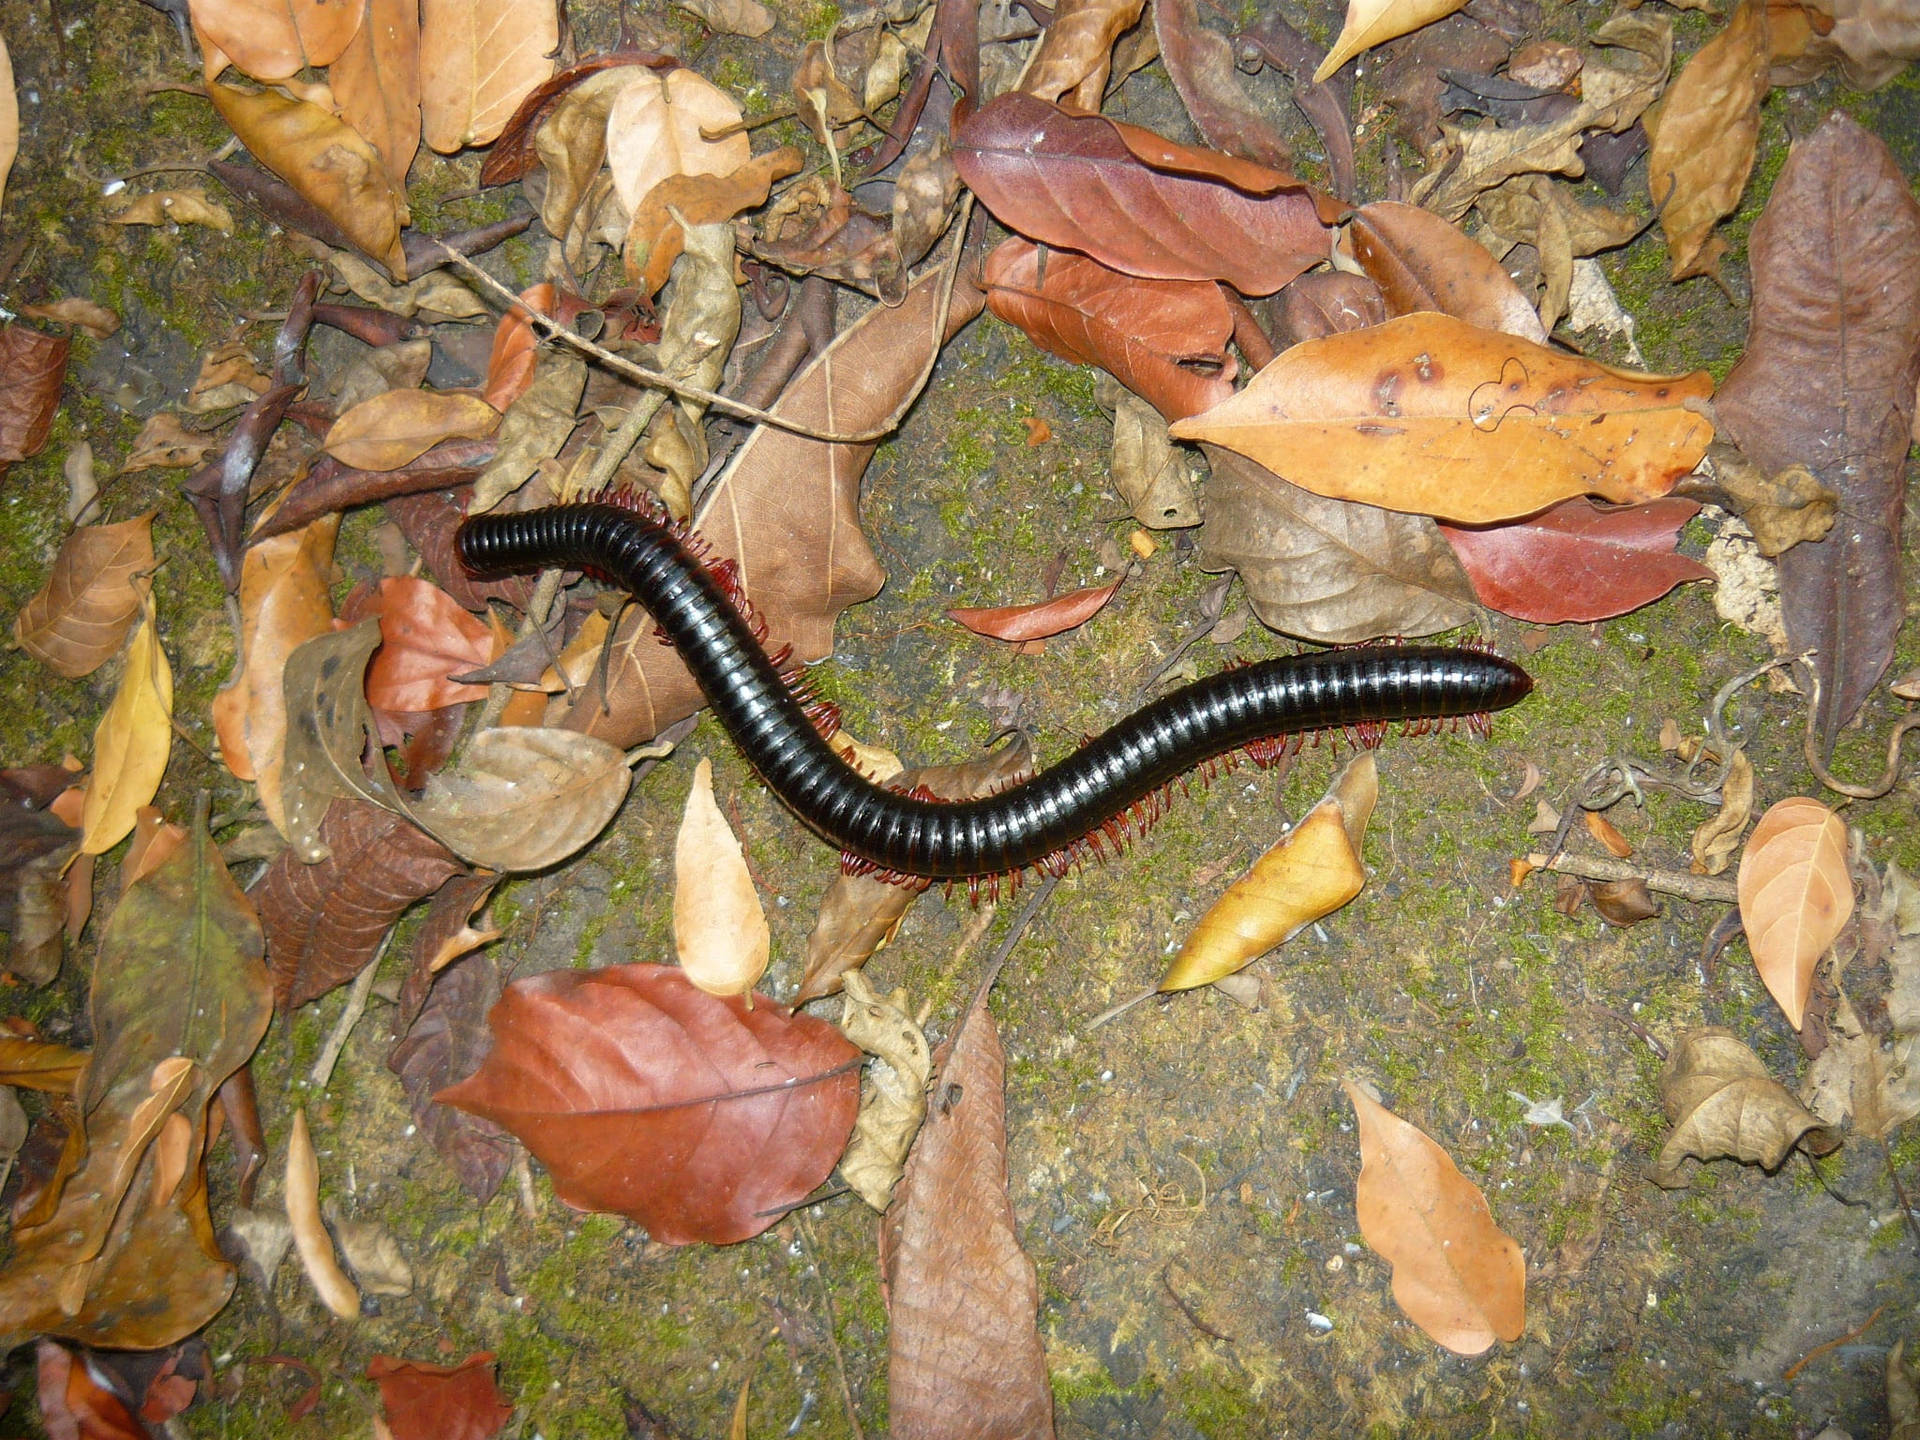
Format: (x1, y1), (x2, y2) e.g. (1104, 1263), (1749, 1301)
(1316, 0), (1468, 82)
(1344, 1080), (1525, 1355)
(672, 757), (769, 997)
(1737, 796), (1852, 1029)
(1169, 312), (1715, 524)
(323, 388), (499, 472)
(80, 593), (173, 856)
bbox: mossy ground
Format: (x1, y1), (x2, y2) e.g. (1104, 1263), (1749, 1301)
(0, 0), (1917, 1437)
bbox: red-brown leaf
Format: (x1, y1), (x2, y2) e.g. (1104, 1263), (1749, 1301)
(881, 1003), (1054, 1439)
(953, 91), (1331, 296)
(384, 486), (536, 612)
(0, 324), (69, 466)
(253, 800), (462, 1007)
(438, 965), (860, 1244)
(361, 575), (499, 711)
(983, 238), (1233, 422)
(389, 950), (515, 1203)
(949, 577), (1123, 642)
(1438, 497), (1712, 624)
(367, 1352), (512, 1440)
(249, 438), (496, 542)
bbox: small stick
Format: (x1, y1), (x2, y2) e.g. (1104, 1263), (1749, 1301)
(1782, 1303), (1886, 1382)
(310, 941), (385, 1089)
(1162, 1266), (1235, 1342)
(1523, 852), (1737, 905)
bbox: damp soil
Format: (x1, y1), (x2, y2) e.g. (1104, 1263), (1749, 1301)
(1, 1), (1918, 1437)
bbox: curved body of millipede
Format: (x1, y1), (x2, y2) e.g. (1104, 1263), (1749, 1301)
(457, 502), (1533, 882)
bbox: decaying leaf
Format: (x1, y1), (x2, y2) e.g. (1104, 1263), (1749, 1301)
(1647, 0), (1769, 281)
(837, 972), (932, 1211)
(1473, 175), (1644, 334)
(1152, 0), (1293, 173)
(108, 189), (236, 232)
(388, 951), (516, 1203)
(1112, 391), (1200, 528)
(1161, 753), (1375, 990)
(326, 1203), (413, 1296)
(1650, 1027), (1840, 1185)
(12, 515), (156, 680)
(1801, 991), (1919, 1140)
(362, 575), (499, 712)
(1317, 0), (1468, 81)
(882, 1000), (1055, 1440)
(331, 0), (422, 190)
(1690, 747), (1753, 876)
(120, 413), (216, 474)
(624, 146), (803, 294)
(0, 34), (14, 212)
(411, 728), (630, 873)
(325, 389), (500, 473)
(1172, 312), (1715, 524)
(419, 0), (558, 153)
(1773, 0), (1920, 89)
(605, 67), (751, 215)
(1023, 0), (1148, 109)
(19, 297), (121, 341)
(80, 594), (173, 857)
(1693, 448), (1835, 558)
(1347, 200), (1547, 344)
(438, 965), (861, 1245)
(673, 758), (770, 998)
(286, 1110), (359, 1319)
(0, 323), (69, 466)
(1738, 797), (1853, 1030)
(368, 1351), (513, 1440)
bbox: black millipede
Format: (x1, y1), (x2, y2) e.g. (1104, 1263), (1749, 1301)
(457, 501), (1533, 883)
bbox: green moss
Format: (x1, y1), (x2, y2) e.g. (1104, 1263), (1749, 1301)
(1174, 1364), (1263, 1438)
(799, 0), (841, 39)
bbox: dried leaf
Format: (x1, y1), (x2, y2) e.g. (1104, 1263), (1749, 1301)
(209, 82), (406, 279)
(0, 1037), (86, 1093)
(1738, 797), (1852, 1030)
(1318, 0), (1466, 80)
(1773, 0), (1920, 89)
(1172, 312), (1715, 524)
(438, 965), (861, 1244)
(624, 147), (804, 294)
(1801, 992), (1917, 1140)
(188, 0), (362, 80)
(13, 515), (156, 680)
(20, 297), (120, 341)
(419, 0), (557, 152)
(1590, 877), (1661, 926)
(672, 758), (769, 998)
(882, 1002), (1055, 1439)
(1690, 747), (1753, 876)
(286, 1110), (359, 1318)
(1438, 497), (1711, 624)
(1151, 0), (1292, 172)
(641, 222), (742, 512)
(949, 578), (1123, 643)
(368, 1352), (512, 1440)
(1344, 1079), (1525, 1355)
(837, 973), (931, 1211)
(363, 575), (498, 712)
(278, 621), (407, 863)
(411, 728), (630, 873)
(387, 951), (515, 1202)
(331, 0), (422, 188)
(325, 389), (499, 473)
(1647, 0), (1769, 281)
(80, 595), (173, 857)
(1716, 114), (1920, 756)
(1650, 1027), (1840, 1185)
(1692, 449), (1835, 558)
(120, 413), (215, 474)
(1162, 753), (1375, 990)
(605, 68), (751, 215)
(983, 238), (1233, 423)
(254, 801), (462, 1007)
(0, 323), (69, 466)
(35, 1340), (147, 1440)
(1197, 445), (1478, 643)
(1347, 200), (1547, 343)
(1474, 175), (1643, 335)
(675, 0), (774, 35)
(327, 1204), (413, 1295)
(108, 188), (236, 231)
(0, 35), (14, 212)
(1110, 390), (1200, 528)
(953, 92), (1331, 296)
(1023, 0), (1147, 109)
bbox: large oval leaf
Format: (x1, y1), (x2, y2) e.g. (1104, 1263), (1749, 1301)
(324, 389), (500, 473)
(419, 0), (558, 152)
(1736, 797), (1852, 1030)
(410, 728), (630, 873)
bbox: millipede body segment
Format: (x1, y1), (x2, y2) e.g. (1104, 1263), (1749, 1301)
(457, 502), (1533, 881)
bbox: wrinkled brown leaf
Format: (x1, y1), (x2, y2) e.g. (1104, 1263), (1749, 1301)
(388, 951), (515, 1202)
(363, 575), (499, 712)
(1023, 0), (1147, 110)
(837, 972), (931, 1212)
(1151, 0), (1292, 172)
(1650, 1027), (1840, 1185)
(1111, 390), (1199, 528)
(109, 188), (235, 231)
(368, 1351), (513, 1440)
(120, 413), (215, 474)
(1690, 747), (1753, 875)
(0, 323), (69, 466)
(189, 0), (361, 80)
(325, 389), (499, 473)
(13, 515), (156, 680)
(605, 67), (750, 214)
(950, 577), (1123, 643)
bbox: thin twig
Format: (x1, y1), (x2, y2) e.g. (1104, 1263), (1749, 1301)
(309, 940), (386, 1089)
(1783, 1303), (1886, 1382)
(1524, 852), (1738, 904)
(1589, 1004), (1667, 1060)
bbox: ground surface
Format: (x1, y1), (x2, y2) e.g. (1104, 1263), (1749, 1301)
(1, 0), (1918, 1437)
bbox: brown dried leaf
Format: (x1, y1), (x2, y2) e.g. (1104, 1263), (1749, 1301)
(1590, 877), (1661, 927)
(363, 575), (498, 711)
(1647, 0), (1769, 282)
(1738, 797), (1852, 1030)
(1344, 1079), (1525, 1355)
(387, 951), (515, 1202)
(188, 0), (361, 80)
(836, 972), (931, 1212)
(1800, 992), (1918, 1140)
(120, 414), (215, 474)
(13, 515), (156, 680)
(1584, 809), (1631, 858)
(1023, 0), (1148, 110)
(624, 147), (805, 294)
(1772, 0), (1920, 89)
(1347, 201), (1547, 343)
(18, 298), (121, 340)
(672, 758), (769, 998)
(0, 36), (14, 212)
(1151, 0), (1292, 172)
(325, 389), (499, 473)
(882, 1002), (1054, 1439)
(1650, 1027), (1840, 1185)
(278, 620), (407, 863)
(419, 0), (557, 153)
(1690, 747), (1753, 875)
(1474, 175), (1643, 334)
(109, 188), (236, 231)
(438, 964), (861, 1244)
(1111, 391), (1199, 528)
(368, 1352), (512, 1440)
(411, 728), (630, 873)
(0, 323), (69, 466)
(331, 0), (422, 188)
(949, 577), (1123, 643)
(254, 800), (462, 1007)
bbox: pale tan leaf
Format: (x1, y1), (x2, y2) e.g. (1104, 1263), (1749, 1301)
(604, 68), (751, 215)
(1316, 0), (1467, 82)
(120, 413), (215, 473)
(1801, 992), (1918, 1140)
(1737, 797), (1852, 1029)
(13, 515), (156, 679)
(1345, 1080), (1525, 1356)
(80, 593), (173, 856)
(18, 297), (121, 339)
(108, 189), (236, 231)
(188, 0), (362, 81)
(673, 0), (774, 34)
(0, 34), (15, 213)
(286, 1110), (360, 1319)
(1690, 747), (1753, 875)
(408, 727), (630, 873)
(331, 0), (421, 188)
(1651, 1027), (1840, 1185)
(672, 758), (769, 998)
(419, 0), (558, 152)
(324, 389), (499, 472)
(837, 972), (932, 1211)
(325, 1203), (414, 1296)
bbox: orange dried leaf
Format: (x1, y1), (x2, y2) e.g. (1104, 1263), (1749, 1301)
(480, 283), (554, 413)
(673, 758), (770, 997)
(330, 0), (422, 188)
(949, 578), (1123, 643)
(419, 0), (557, 152)
(1584, 809), (1632, 858)
(1170, 312), (1715, 524)
(187, 0), (362, 81)
(1736, 797), (1852, 1029)
(324, 389), (500, 473)
(363, 575), (498, 711)
(1344, 1080), (1525, 1356)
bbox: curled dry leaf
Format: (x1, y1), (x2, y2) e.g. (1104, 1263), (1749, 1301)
(1589, 877), (1661, 926)
(388, 951), (516, 1203)
(837, 971), (932, 1211)
(1317, 0), (1468, 81)
(983, 237), (1234, 423)
(1022, 0), (1148, 110)
(326, 1204), (413, 1296)
(410, 728), (630, 873)
(605, 67), (751, 214)
(1690, 746), (1753, 876)
(368, 1352), (513, 1440)
(1584, 809), (1632, 858)
(1344, 1080), (1525, 1356)
(19, 298), (120, 340)
(277, 620), (406, 863)
(624, 146), (804, 294)
(882, 1001), (1055, 1440)
(1112, 391), (1200, 528)
(1161, 752), (1375, 990)
(1347, 201), (1547, 344)
(108, 189), (236, 231)
(419, 0), (557, 153)
(1172, 313), (1715, 524)
(953, 92), (1332, 297)
(673, 758), (770, 998)
(1438, 497), (1712, 624)
(949, 578), (1123, 644)
(1647, 0), (1769, 282)
(438, 965), (861, 1244)
(13, 515), (156, 680)
(1650, 1027), (1840, 1186)
(120, 413), (215, 474)
(324, 389), (500, 473)
(1737, 797), (1852, 1030)
(0, 34), (13, 211)
(0, 323), (69, 466)
(286, 1110), (360, 1319)
(80, 594), (173, 857)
